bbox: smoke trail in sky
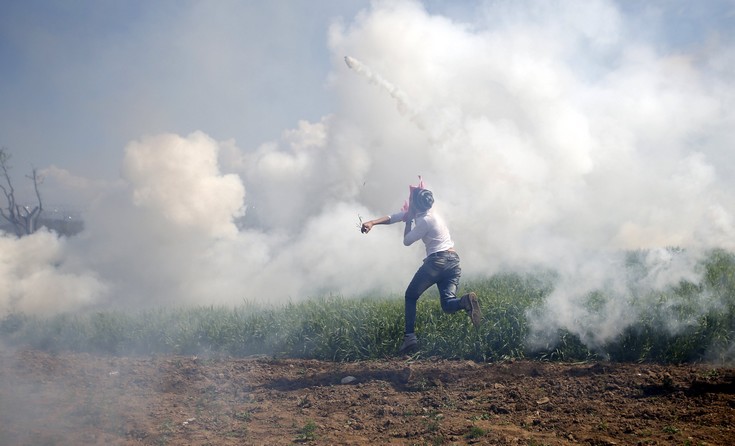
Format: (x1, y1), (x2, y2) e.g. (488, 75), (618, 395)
(343, 55), (425, 130)
(1, 0), (735, 353)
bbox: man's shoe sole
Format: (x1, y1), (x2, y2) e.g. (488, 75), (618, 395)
(468, 292), (481, 327)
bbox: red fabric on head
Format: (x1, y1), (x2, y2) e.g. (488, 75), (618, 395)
(400, 176), (425, 221)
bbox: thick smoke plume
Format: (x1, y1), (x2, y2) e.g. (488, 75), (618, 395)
(1, 1), (734, 350)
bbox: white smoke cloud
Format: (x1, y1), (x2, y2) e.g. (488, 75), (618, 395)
(0, 229), (106, 316)
(1, 0), (734, 354)
(122, 132), (245, 238)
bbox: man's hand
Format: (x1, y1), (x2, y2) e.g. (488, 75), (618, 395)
(405, 205), (416, 222)
(361, 221), (374, 234)
(360, 215), (391, 234)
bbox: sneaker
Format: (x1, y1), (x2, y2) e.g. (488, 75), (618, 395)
(461, 292), (482, 327)
(399, 333), (418, 354)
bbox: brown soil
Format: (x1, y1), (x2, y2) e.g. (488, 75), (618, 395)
(1, 349), (734, 445)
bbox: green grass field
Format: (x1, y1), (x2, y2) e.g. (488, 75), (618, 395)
(2, 248), (734, 363)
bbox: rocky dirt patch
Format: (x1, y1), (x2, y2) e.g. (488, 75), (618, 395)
(1, 349), (734, 445)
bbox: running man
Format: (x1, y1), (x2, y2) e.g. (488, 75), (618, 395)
(361, 186), (481, 353)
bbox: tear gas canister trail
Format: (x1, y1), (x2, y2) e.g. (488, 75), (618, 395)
(344, 56), (423, 129)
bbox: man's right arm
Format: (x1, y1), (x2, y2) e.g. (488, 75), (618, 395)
(361, 211), (406, 234)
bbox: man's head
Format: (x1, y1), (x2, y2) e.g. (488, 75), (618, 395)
(412, 188), (434, 212)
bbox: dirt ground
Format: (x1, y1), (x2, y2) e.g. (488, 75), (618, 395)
(0, 349), (734, 445)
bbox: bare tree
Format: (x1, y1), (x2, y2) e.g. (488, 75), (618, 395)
(0, 147), (43, 236)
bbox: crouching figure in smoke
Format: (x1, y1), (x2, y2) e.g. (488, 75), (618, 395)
(361, 185), (481, 354)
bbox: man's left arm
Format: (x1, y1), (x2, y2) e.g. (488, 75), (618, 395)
(403, 220), (413, 245)
(403, 217), (427, 246)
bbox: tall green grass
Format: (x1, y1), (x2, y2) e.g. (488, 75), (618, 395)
(2, 249), (734, 363)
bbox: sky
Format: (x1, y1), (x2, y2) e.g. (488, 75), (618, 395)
(0, 1), (367, 181)
(1, 0), (735, 352)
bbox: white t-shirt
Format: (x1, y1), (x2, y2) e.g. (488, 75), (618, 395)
(388, 210), (454, 257)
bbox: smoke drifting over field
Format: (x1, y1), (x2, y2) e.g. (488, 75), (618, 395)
(2, 1), (735, 351)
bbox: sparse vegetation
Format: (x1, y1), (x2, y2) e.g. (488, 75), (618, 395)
(465, 425), (486, 439)
(2, 248), (735, 363)
(294, 420), (317, 442)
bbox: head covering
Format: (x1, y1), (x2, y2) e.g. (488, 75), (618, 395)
(413, 188), (434, 212)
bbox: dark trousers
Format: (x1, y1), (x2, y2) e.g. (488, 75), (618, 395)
(404, 251), (462, 334)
